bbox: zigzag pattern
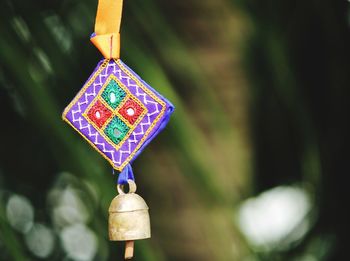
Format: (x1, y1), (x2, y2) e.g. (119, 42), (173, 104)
(68, 60), (163, 167)
(73, 115), (117, 163)
(107, 62), (161, 164)
(70, 65), (118, 164)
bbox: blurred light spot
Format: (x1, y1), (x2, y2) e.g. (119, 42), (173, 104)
(34, 48), (53, 75)
(0, 71), (27, 117)
(44, 15), (72, 53)
(82, 180), (99, 207)
(11, 16), (31, 43)
(60, 224), (97, 261)
(237, 186), (310, 251)
(6, 194), (34, 234)
(50, 187), (89, 228)
(25, 223), (55, 258)
(298, 254), (318, 261)
(28, 63), (44, 83)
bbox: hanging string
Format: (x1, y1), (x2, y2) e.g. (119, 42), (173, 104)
(91, 0), (124, 59)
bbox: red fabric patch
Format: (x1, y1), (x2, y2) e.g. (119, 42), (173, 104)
(118, 98), (144, 125)
(87, 100), (113, 128)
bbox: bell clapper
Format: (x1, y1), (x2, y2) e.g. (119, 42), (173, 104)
(125, 240), (134, 259)
(118, 182), (136, 259)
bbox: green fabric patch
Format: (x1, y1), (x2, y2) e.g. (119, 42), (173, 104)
(104, 116), (130, 144)
(102, 79), (126, 109)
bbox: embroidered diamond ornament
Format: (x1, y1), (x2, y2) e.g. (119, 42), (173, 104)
(62, 59), (174, 171)
(62, 0), (174, 258)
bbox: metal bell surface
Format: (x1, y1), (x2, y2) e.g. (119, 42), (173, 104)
(108, 180), (151, 241)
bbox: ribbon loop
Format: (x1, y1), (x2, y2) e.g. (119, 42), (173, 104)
(91, 0), (124, 59)
(117, 164), (135, 185)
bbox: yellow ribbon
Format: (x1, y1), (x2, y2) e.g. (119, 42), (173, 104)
(90, 0), (124, 59)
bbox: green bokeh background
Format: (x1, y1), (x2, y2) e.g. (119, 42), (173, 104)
(1, 0), (349, 260)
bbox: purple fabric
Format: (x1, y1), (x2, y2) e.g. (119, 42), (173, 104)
(120, 61), (175, 162)
(117, 164), (135, 184)
(63, 59), (174, 171)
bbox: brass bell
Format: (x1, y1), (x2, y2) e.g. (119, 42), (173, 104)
(109, 179), (151, 259)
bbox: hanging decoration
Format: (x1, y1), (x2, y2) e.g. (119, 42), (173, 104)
(62, 0), (174, 258)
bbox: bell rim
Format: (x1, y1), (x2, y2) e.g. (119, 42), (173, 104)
(109, 235), (151, 241)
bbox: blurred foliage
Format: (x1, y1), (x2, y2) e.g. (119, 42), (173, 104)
(240, 1), (350, 260)
(0, 0), (349, 260)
